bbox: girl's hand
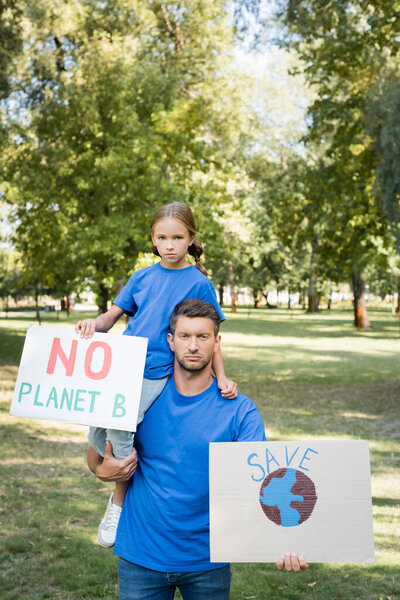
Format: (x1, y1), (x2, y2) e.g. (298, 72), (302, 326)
(276, 553), (308, 572)
(217, 377), (238, 399)
(75, 319), (96, 338)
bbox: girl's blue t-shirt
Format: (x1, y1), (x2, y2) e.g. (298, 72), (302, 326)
(113, 262), (225, 379)
(114, 376), (266, 572)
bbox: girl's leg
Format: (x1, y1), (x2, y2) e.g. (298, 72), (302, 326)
(97, 429), (133, 547)
(113, 480), (129, 507)
(87, 426), (107, 457)
(137, 377), (169, 423)
(97, 378), (168, 548)
(106, 427), (135, 506)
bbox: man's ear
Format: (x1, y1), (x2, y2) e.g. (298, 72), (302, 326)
(167, 332), (174, 351)
(214, 334), (221, 353)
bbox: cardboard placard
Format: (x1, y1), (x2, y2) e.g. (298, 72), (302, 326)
(209, 440), (374, 563)
(10, 325), (148, 431)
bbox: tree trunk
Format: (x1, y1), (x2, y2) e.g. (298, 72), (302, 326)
(218, 285), (224, 307)
(307, 275), (320, 313)
(227, 260), (237, 313)
(396, 275), (400, 314)
(98, 284), (109, 314)
(35, 284), (41, 325)
(60, 297), (71, 314)
(306, 235), (320, 313)
(352, 272), (371, 329)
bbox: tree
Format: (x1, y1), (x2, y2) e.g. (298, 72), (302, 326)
(246, 153), (314, 309)
(2, 0), (250, 311)
(366, 75), (400, 309)
(0, 0), (23, 99)
(278, 0), (400, 326)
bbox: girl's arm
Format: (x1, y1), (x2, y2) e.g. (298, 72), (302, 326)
(212, 345), (238, 399)
(75, 304), (125, 338)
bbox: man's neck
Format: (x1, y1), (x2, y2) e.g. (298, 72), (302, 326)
(173, 362), (214, 397)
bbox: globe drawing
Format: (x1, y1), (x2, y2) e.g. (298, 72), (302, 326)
(259, 467), (317, 527)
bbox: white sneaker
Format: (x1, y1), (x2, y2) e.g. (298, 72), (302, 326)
(97, 493), (122, 548)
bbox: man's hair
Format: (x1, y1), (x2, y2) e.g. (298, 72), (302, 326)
(169, 298), (221, 336)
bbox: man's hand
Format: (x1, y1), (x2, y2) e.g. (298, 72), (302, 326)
(276, 553), (308, 572)
(89, 442), (138, 483)
(217, 377), (238, 399)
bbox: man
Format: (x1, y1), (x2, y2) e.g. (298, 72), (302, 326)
(88, 298), (308, 599)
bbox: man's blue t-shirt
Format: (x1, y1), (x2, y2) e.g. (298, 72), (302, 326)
(113, 263), (225, 379)
(114, 376), (266, 572)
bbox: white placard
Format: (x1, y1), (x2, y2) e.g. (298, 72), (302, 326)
(209, 440), (374, 563)
(10, 325), (148, 431)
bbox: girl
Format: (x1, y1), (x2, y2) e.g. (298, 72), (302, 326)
(75, 202), (236, 548)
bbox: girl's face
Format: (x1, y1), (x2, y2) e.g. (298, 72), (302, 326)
(152, 217), (194, 269)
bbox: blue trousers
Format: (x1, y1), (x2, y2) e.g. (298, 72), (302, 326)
(118, 558), (231, 600)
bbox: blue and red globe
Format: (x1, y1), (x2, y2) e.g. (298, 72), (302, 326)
(259, 468), (318, 527)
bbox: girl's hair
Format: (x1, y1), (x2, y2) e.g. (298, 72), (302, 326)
(150, 202), (207, 276)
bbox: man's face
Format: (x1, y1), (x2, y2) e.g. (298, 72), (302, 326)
(167, 316), (220, 372)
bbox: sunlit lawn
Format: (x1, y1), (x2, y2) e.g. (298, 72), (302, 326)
(1, 307), (399, 599)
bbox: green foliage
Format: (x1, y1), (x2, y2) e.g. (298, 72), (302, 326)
(2, 0), (251, 310)
(3, 0), (400, 317)
(0, 0), (23, 98)
(367, 76), (400, 254)
(245, 154), (312, 303)
(275, 0), (400, 322)
(0, 248), (23, 305)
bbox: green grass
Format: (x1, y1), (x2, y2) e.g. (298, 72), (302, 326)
(1, 307), (399, 599)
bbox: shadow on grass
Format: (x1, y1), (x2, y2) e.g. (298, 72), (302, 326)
(1, 429), (398, 599)
(223, 346), (400, 409)
(247, 380), (400, 443)
(372, 497), (400, 507)
(1, 420), (119, 599)
(2, 533), (119, 600)
(1, 420), (87, 454)
(1, 308), (399, 599)
(221, 308), (400, 339)
(0, 327), (26, 366)
(231, 561), (400, 600)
